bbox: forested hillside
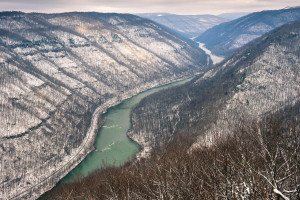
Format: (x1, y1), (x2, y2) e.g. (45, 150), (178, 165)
(129, 20), (300, 158)
(0, 11), (209, 199)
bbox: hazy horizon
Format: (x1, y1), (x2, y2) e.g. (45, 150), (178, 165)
(0, 0), (299, 15)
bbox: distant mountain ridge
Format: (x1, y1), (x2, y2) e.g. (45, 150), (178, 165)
(0, 11), (209, 199)
(138, 13), (228, 38)
(217, 12), (249, 20)
(196, 7), (300, 56)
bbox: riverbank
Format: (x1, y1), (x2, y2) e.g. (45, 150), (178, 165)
(127, 76), (195, 160)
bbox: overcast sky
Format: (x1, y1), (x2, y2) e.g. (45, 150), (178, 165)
(0, 0), (299, 15)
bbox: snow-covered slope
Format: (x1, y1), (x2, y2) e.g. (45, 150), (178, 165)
(129, 20), (300, 157)
(138, 13), (228, 38)
(0, 11), (210, 199)
(196, 7), (300, 56)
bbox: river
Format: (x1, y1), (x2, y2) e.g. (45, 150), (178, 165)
(197, 42), (224, 64)
(60, 77), (193, 183)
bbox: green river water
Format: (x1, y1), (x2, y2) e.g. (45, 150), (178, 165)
(61, 77), (193, 183)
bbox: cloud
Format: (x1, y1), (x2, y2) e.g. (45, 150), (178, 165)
(0, 0), (299, 14)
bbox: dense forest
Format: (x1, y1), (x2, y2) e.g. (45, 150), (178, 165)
(44, 104), (299, 199)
